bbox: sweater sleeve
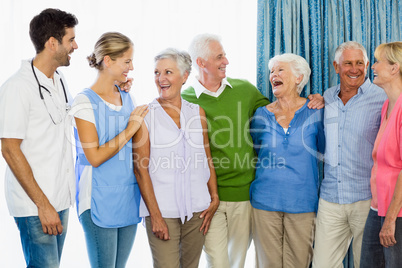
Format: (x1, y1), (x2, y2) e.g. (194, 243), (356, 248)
(252, 88), (270, 114)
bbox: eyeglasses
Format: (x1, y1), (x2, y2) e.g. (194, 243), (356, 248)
(31, 59), (71, 125)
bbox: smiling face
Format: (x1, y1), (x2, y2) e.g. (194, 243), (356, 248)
(333, 49), (369, 91)
(154, 58), (188, 101)
(200, 41), (229, 83)
(372, 53), (394, 88)
(108, 46), (134, 83)
(55, 27), (78, 67)
(269, 61), (301, 97)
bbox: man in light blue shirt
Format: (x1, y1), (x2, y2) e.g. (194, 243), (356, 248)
(312, 41), (386, 268)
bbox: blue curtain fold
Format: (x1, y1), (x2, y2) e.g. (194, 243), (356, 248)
(257, 0), (402, 101)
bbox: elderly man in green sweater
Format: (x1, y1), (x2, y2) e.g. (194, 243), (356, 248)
(182, 33), (324, 268)
(181, 33), (269, 268)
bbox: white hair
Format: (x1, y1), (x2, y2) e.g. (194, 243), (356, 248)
(188, 33), (221, 72)
(334, 41), (368, 65)
(268, 53), (311, 94)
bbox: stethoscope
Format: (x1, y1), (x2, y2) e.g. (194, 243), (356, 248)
(30, 59), (69, 106)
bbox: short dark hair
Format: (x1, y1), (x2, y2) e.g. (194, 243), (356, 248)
(29, 8), (78, 54)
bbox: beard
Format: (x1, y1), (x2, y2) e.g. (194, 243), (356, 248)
(55, 47), (72, 67)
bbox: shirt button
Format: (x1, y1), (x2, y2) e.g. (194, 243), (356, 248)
(338, 181), (341, 183)
(338, 163), (340, 166)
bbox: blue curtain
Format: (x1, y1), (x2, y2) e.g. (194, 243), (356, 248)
(257, 0), (402, 267)
(257, 0), (402, 101)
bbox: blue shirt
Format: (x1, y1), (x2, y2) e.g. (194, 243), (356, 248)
(320, 78), (386, 204)
(250, 100), (325, 213)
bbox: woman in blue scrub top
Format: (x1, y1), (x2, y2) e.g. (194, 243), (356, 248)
(72, 32), (148, 268)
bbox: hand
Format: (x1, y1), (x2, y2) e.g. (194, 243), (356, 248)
(307, 93), (325, 109)
(199, 198), (219, 235)
(151, 215), (170, 240)
(379, 218), (397, 248)
(127, 104), (149, 135)
(37, 203), (63, 236)
(116, 77), (133, 92)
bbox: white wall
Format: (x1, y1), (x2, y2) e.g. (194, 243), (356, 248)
(0, 0), (257, 267)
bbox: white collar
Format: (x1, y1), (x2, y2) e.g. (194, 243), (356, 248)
(192, 77), (232, 98)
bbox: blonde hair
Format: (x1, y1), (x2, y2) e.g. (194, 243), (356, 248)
(87, 32), (133, 70)
(374, 42), (402, 77)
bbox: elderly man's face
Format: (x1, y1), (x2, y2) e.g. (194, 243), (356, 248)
(201, 41), (229, 81)
(333, 49), (369, 91)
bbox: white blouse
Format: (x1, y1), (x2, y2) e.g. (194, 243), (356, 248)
(139, 98), (211, 222)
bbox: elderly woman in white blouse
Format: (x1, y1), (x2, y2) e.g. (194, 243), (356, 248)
(133, 48), (219, 268)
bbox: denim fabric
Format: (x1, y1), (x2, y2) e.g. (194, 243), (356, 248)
(79, 209), (137, 268)
(14, 208), (69, 268)
(360, 209), (385, 268)
(382, 216), (402, 267)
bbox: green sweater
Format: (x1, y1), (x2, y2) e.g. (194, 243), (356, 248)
(181, 78), (270, 201)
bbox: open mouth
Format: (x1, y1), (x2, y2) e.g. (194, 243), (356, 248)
(272, 80), (283, 87)
(160, 85), (170, 91)
(348, 75), (359, 79)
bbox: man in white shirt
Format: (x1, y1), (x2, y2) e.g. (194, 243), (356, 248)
(0, 8), (78, 267)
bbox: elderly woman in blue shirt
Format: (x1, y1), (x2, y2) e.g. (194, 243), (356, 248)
(250, 53), (325, 268)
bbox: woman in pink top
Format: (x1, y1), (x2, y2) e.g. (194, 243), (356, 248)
(361, 42), (402, 267)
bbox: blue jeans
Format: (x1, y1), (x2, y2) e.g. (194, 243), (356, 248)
(14, 208), (69, 268)
(382, 216), (402, 267)
(360, 208), (385, 268)
(79, 209), (137, 268)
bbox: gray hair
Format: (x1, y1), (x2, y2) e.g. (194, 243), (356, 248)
(268, 53), (311, 94)
(154, 48), (192, 76)
(188, 33), (221, 72)
(334, 41), (368, 65)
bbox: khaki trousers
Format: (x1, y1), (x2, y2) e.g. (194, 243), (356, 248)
(145, 212), (205, 268)
(252, 208), (316, 268)
(204, 201), (252, 268)
(312, 198), (371, 268)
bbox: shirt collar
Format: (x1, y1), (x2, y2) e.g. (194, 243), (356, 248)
(24, 59), (62, 88)
(333, 77), (371, 97)
(192, 77), (232, 98)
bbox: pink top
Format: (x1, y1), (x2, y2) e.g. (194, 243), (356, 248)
(370, 115), (389, 210)
(377, 94), (402, 217)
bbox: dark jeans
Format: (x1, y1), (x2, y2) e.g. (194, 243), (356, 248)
(360, 208), (385, 268)
(360, 208), (402, 268)
(382, 216), (402, 268)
